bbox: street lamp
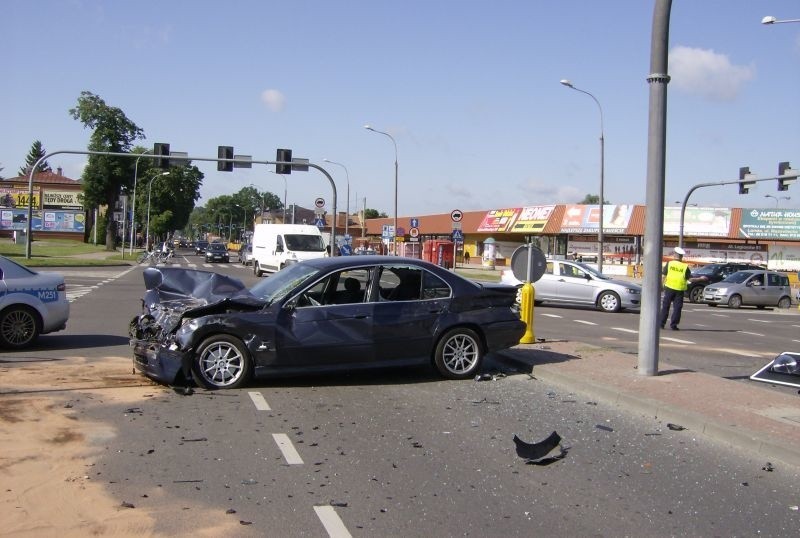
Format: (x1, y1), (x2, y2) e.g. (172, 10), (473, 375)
(761, 15), (800, 24)
(560, 79), (605, 272)
(129, 149), (152, 255)
(267, 172), (288, 223)
(364, 125), (398, 255)
(323, 158), (351, 240)
(145, 171), (170, 250)
(765, 194), (790, 207)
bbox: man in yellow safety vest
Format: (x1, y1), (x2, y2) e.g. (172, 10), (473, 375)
(660, 247), (706, 330)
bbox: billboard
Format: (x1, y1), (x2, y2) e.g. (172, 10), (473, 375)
(663, 207), (731, 237)
(477, 208), (520, 232)
(738, 208), (800, 240)
(510, 205), (555, 233)
(560, 204), (633, 233)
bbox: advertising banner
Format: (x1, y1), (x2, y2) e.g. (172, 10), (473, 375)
(509, 205), (555, 233)
(0, 209), (85, 233)
(663, 207), (731, 237)
(477, 208), (520, 232)
(0, 188), (40, 209)
(738, 208), (800, 240)
(43, 190), (84, 210)
(560, 204), (633, 234)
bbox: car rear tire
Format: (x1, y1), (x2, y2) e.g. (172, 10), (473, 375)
(434, 327), (483, 379)
(0, 305), (41, 349)
(688, 286), (704, 303)
(778, 296), (792, 309)
(597, 291), (621, 313)
(728, 295), (743, 309)
(254, 262), (263, 277)
(192, 335), (252, 389)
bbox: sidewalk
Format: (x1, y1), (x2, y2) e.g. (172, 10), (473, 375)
(496, 340), (800, 468)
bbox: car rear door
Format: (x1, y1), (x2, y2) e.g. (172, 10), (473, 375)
(553, 262), (595, 304)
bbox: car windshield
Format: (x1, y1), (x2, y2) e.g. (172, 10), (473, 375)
(693, 264), (721, 276)
(572, 262), (612, 280)
(208, 244), (226, 252)
(721, 271), (755, 284)
(249, 263), (319, 304)
(285, 234), (326, 251)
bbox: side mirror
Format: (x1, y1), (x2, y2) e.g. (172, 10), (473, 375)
(276, 244), (284, 253)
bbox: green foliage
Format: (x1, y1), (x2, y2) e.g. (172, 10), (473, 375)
(69, 91), (144, 250)
(189, 186), (283, 241)
(579, 194), (610, 204)
(18, 140), (52, 176)
(363, 208), (388, 219)
(134, 164), (203, 242)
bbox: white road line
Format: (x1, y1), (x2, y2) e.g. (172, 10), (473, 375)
(248, 392), (271, 411)
(540, 313), (562, 318)
(739, 331), (765, 337)
(792, 325), (800, 329)
(574, 320), (597, 325)
(748, 319), (771, 323)
(720, 348), (764, 358)
(612, 327), (638, 334)
(711, 313), (728, 317)
(661, 336), (694, 344)
(313, 506), (353, 538)
(792, 339), (800, 344)
(272, 433), (304, 465)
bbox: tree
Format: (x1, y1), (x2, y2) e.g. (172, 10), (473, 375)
(18, 140), (52, 176)
(579, 194), (610, 204)
(188, 187), (283, 241)
(134, 162), (203, 245)
(363, 208), (388, 219)
(69, 91), (144, 249)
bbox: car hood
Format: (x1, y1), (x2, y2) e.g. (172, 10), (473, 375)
(132, 267), (265, 340)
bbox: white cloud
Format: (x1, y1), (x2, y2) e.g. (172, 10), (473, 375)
(260, 89), (286, 112)
(669, 46), (755, 101)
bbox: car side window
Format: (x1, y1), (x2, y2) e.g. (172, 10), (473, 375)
(331, 269), (370, 304)
(379, 266), (423, 301)
(559, 263), (577, 278)
(767, 273), (781, 287)
(545, 262), (554, 275)
(421, 270), (451, 299)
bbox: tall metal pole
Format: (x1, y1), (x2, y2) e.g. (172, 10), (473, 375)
(145, 171), (169, 250)
(129, 150), (151, 255)
(323, 159), (351, 240)
(365, 125), (398, 255)
(637, 0), (672, 376)
(560, 80), (605, 271)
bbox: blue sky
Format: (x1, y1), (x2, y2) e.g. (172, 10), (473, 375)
(2, 1), (799, 217)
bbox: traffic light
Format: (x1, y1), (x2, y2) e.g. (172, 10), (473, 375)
(153, 143), (170, 169)
(276, 148), (292, 174)
(777, 161), (797, 192)
(217, 146), (234, 172)
(738, 166), (755, 194)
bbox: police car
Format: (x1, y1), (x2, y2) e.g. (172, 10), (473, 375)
(0, 255), (69, 348)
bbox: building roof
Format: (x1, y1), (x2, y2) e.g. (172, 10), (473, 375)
(3, 170), (81, 186)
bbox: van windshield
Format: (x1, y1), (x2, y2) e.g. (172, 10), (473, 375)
(285, 234), (326, 252)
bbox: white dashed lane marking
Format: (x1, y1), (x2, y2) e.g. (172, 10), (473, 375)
(540, 313), (562, 318)
(739, 331), (765, 337)
(248, 391), (271, 411)
(313, 506), (353, 538)
(661, 337), (694, 344)
(272, 433), (304, 465)
(573, 320), (597, 325)
(612, 327), (638, 334)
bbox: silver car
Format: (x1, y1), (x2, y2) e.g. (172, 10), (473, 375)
(500, 260), (641, 312)
(702, 269), (792, 309)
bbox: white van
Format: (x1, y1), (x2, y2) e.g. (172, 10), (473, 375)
(252, 224), (327, 276)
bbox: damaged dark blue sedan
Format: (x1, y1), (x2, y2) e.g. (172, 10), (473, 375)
(129, 256), (525, 389)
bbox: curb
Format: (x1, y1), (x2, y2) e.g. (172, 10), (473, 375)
(495, 354), (800, 468)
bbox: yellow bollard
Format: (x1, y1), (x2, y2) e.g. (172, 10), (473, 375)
(518, 281), (536, 344)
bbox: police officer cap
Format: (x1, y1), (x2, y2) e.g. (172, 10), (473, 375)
(673, 247), (685, 256)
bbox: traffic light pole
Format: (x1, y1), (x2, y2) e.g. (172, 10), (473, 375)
(678, 172), (799, 248)
(24, 150), (338, 258)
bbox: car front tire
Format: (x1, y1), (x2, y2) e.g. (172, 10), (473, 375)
(192, 335), (252, 389)
(0, 305), (41, 349)
(434, 327), (483, 379)
(597, 291), (621, 313)
(254, 261), (263, 277)
(689, 286), (704, 303)
(728, 294), (743, 309)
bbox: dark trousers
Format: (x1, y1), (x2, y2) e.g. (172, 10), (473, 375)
(660, 287), (684, 328)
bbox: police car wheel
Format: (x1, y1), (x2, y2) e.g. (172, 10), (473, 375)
(0, 305), (41, 349)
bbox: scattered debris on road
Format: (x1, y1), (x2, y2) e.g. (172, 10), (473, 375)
(513, 431), (565, 465)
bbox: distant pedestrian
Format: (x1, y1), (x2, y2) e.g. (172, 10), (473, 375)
(660, 247), (705, 330)
(464, 251), (470, 264)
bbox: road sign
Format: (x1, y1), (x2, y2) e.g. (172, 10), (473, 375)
(409, 227), (420, 238)
(314, 197), (325, 209)
(451, 221), (462, 230)
(510, 245), (547, 283)
(452, 229), (464, 242)
(451, 209), (463, 222)
(314, 217), (325, 228)
(396, 226), (406, 237)
(410, 217), (419, 228)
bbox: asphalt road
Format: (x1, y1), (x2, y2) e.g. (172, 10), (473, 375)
(3, 257), (796, 535)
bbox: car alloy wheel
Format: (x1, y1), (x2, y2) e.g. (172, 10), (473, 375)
(0, 306), (41, 349)
(193, 335), (252, 389)
(778, 296), (792, 309)
(597, 291), (621, 313)
(728, 294), (743, 309)
(689, 286), (704, 303)
(434, 327), (483, 379)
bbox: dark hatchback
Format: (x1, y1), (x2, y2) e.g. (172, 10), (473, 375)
(129, 256), (525, 389)
(204, 242), (229, 263)
(686, 262), (764, 302)
(194, 240), (209, 255)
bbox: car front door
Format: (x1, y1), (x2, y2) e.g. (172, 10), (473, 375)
(554, 262), (594, 304)
(741, 272), (769, 306)
(276, 268), (376, 367)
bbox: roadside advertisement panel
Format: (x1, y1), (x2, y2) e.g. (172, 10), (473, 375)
(663, 207), (731, 237)
(43, 190), (84, 210)
(560, 204), (633, 233)
(0, 187), (40, 209)
(0, 209), (85, 233)
(738, 208), (800, 240)
(477, 208), (520, 232)
(510, 205), (555, 232)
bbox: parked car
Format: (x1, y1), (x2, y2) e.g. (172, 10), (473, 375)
(702, 269), (792, 309)
(685, 262), (765, 303)
(238, 243), (253, 265)
(194, 240), (209, 255)
(0, 255), (70, 348)
(205, 242), (229, 263)
(129, 256), (525, 389)
(500, 259), (641, 312)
